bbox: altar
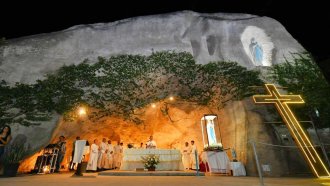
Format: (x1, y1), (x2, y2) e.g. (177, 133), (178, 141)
(120, 149), (184, 171)
(201, 151), (230, 174)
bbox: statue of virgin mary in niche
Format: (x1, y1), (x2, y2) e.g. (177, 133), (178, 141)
(249, 37), (263, 66)
(206, 119), (217, 146)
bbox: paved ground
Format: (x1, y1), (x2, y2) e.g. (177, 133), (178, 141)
(0, 172), (329, 186)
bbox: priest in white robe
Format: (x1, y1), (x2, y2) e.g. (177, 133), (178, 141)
(86, 139), (100, 171)
(190, 140), (199, 170)
(98, 138), (109, 169)
(146, 135), (157, 149)
(106, 140), (114, 169)
(113, 141), (123, 169)
(182, 142), (191, 170)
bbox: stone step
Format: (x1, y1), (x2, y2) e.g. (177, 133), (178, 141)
(98, 170), (205, 176)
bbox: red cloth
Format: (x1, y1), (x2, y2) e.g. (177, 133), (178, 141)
(199, 161), (210, 172)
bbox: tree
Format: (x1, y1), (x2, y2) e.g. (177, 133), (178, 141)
(0, 51), (262, 126)
(271, 52), (330, 128)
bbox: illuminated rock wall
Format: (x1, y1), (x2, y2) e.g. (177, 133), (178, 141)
(19, 100), (248, 173)
(18, 98), (323, 177)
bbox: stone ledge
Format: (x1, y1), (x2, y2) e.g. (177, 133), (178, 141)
(98, 170), (205, 176)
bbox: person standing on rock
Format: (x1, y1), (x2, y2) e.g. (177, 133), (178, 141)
(0, 125), (12, 175)
(0, 125), (12, 159)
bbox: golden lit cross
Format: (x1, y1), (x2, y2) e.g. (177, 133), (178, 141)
(253, 84), (330, 178)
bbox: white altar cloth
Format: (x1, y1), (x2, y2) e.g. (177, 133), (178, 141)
(229, 162), (246, 176)
(120, 149), (184, 171)
(201, 151), (230, 173)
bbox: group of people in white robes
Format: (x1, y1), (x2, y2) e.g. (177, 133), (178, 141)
(86, 138), (123, 171)
(85, 136), (198, 171)
(182, 140), (198, 170)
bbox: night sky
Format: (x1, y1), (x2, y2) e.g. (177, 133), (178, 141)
(1, 0), (329, 69)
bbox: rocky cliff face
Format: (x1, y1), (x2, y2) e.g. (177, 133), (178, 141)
(0, 11), (311, 176)
(1, 11), (304, 85)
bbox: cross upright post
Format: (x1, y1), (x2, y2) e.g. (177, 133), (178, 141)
(253, 84), (330, 178)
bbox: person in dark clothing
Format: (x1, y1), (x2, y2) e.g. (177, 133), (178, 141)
(0, 125), (12, 158)
(55, 136), (66, 173)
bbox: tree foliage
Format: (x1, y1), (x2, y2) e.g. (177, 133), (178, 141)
(270, 52), (330, 128)
(0, 51), (262, 127)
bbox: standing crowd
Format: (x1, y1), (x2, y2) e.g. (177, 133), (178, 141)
(1, 125), (201, 173)
(47, 135), (200, 173)
(53, 136), (125, 172)
(86, 138), (124, 172)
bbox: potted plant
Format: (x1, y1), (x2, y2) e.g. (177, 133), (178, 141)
(141, 154), (160, 171)
(1, 143), (28, 177)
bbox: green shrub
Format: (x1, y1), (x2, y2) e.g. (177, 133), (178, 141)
(1, 143), (28, 165)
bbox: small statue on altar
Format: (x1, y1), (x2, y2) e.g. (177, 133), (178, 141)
(146, 135), (157, 149)
(231, 148), (238, 162)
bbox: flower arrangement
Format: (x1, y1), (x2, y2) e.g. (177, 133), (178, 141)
(203, 145), (224, 152)
(141, 154), (160, 170)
